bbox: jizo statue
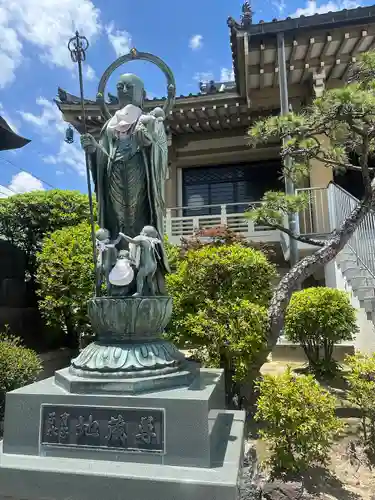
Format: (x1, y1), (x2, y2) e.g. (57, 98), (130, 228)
(81, 73), (171, 295)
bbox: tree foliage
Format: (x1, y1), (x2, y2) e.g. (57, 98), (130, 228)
(0, 190), (94, 281)
(255, 368), (342, 476)
(35, 222), (94, 349)
(0, 331), (42, 418)
(246, 52), (375, 369)
(284, 287), (358, 376)
(166, 244), (277, 344)
(180, 299), (268, 381)
(345, 352), (375, 455)
(165, 244), (276, 388)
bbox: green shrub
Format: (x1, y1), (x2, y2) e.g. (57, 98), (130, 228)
(345, 352), (375, 455)
(255, 368), (342, 476)
(284, 287), (357, 376)
(183, 299), (268, 381)
(166, 244), (277, 345)
(36, 222), (94, 349)
(0, 334), (42, 418)
(0, 189), (94, 281)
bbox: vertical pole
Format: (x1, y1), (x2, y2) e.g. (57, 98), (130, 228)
(277, 32), (299, 267)
(68, 31), (98, 295)
(77, 55), (97, 273)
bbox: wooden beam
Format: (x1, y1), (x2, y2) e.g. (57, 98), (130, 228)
(290, 39), (298, 64)
(350, 30), (367, 56)
(250, 53), (354, 75)
(301, 63), (310, 84)
(304, 38), (315, 64)
(320, 35), (332, 58)
(337, 32), (351, 55)
(325, 58), (340, 81)
(196, 107), (208, 119)
(341, 57), (357, 82)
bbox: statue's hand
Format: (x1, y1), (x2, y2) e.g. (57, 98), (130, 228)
(80, 133), (97, 154)
(138, 115), (155, 127)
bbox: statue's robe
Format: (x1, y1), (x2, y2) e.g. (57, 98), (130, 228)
(89, 109), (170, 280)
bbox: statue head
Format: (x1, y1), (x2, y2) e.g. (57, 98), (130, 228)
(96, 228), (110, 241)
(140, 226), (159, 239)
(116, 74), (145, 108)
(118, 250), (131, 260)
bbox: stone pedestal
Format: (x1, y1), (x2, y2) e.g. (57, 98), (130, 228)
(0, 369), (245, 500)
(0, 295), (245, 499)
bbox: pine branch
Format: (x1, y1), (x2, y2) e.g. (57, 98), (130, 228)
(266, 222), (326, 247)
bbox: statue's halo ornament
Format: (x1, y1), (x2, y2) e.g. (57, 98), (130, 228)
(96, 48), (176, 121)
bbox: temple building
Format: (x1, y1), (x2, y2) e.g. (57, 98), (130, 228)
(57, 3), (375, 353)
(57, 4), (375, 243)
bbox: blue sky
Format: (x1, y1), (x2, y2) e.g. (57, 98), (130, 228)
(0, 0), (371, 196)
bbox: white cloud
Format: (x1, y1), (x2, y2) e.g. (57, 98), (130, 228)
(106, 22), (131, 57)
(8, 172), (44, 193)
(291, 0), (360, 17)
(220, 68), (235, 82)
(43, 140), (86, 177)
(194, 71), (214, 83)
(0, 0), (101, 88)
(85, 65), (97, 81)
(273, 0), (286, 16)
(0, 185), (15, 198)
(189, 34), (203, 51)
(19, 97), (86, 177)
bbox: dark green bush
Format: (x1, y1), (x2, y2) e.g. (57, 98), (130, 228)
(182, 299), (268, 381)
(0, 189), (94, 281)
(0, 333), (42, 418)
(166, 243), (277, 345)
(36, 222), (95, 349)
(284, 287), (357, 376)
(255, 368), (342, 476)
(345, 352), (375, 455)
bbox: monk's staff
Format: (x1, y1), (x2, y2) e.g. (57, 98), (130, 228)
(68, 31), (98, 292)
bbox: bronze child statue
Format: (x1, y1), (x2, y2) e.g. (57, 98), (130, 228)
(118, 226), (162, 297)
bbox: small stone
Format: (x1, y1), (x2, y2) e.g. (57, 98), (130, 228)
(261, 480), (304, 500)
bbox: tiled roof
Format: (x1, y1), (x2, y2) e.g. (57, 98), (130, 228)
(56, 81), (237, 106)
(228, 3), (375, 36)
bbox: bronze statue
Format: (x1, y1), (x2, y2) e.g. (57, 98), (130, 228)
(81, 73), (170, 294)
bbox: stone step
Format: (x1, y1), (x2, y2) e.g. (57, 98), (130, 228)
(360, 296), (375, 313)
(338, 258), (359, 272)
(348, 275), (375, 290)
(356, 286), (375, 301)
(343, 267), (369, 280)
(336, 248), (354, 262)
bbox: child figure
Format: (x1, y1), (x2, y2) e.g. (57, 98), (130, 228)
(96, 228), (134, 295)
(118, 226), (161, 297)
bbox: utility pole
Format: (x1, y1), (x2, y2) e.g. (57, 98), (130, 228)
(277, 32), (299, 267)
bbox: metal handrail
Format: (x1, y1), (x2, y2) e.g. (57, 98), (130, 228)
(329, 183), (375, 279)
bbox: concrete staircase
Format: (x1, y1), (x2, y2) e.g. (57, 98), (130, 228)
(333, 246), (375, 354)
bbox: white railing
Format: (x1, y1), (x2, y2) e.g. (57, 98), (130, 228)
(328, 183), (375, 279)
(295, 186), (331, 235)
(163, 187), (334, 247)
(164, 202), (279, 244)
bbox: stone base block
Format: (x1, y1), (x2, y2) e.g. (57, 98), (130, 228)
(0, 413), (244, 500)
(2, 369), (243, 469)
(0, 367), (245, 500)
(56, 362), (199, 394)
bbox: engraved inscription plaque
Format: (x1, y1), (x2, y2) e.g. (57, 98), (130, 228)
(40, 404), (165, 454)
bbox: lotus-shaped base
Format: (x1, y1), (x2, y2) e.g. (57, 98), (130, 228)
(70, 339), (187, 378)
(87, 295), (173, 342)
(69, 295), (190, 381)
